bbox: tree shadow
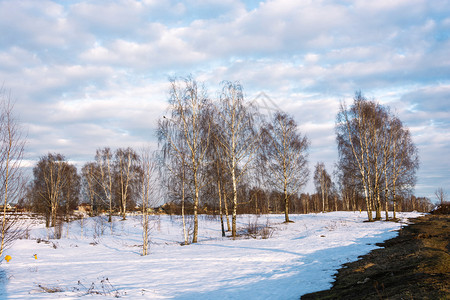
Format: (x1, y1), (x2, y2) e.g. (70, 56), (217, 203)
(0, 269), (8, 298)
(168, 232), (396, 299)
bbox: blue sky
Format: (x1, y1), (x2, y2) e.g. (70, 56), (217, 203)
(1, 0), (449, 200)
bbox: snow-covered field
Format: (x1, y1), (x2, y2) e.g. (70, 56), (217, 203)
(1, 211), (423, 299)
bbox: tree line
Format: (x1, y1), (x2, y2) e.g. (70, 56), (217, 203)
(3, 78), (432, 249)
(336, 92), (420, 221)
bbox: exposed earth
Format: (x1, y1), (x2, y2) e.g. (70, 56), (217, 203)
(302, 207), (450, 300)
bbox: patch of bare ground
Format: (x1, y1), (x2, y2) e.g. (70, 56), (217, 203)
(301, 210), (450, 300)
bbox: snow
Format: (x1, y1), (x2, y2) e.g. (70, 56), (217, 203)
(1, 211), (423, 299)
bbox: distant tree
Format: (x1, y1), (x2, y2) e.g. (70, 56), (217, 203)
(114, 147), (141, 220)
(313, 162), (332, 213)
(30, 153), (80, 232)
(95, 147), (114, 222)
(0, 89), (27, 257)
(435, 188), (447, 205)
(62, 163), (81, 220)
(81, 162), (102, 216)
(262, 112), (309, 223)
(416, 196), (433, 212)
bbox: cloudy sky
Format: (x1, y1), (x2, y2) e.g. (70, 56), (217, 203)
(1, 0), (449, 200)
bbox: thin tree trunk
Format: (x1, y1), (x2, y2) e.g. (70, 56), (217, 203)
(363, 185), (373, 221)
(224, 193), (231, 232)
(392, 184), (397, 220)
(284, 186), (291, 223)
(217, 178), (225, 237)
(231, 165), (237, 238)
(0, 139), (11, 256)
(193, 186), (199, 243)
(181, 170), (188, 245)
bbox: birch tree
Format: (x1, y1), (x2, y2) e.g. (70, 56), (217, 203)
(388, 122), (419, 219)
(95, 147), (114, 222)
(336, 92), (419, 221)
(140, 147), (158, 255)
(35, 154), (68, 228)
(159, 119), (190, 245)
(114, 147), (141, 220)
(435, 188), (447, 205)
(214, 81), (260, 237)
(0, 90), (27, 257)
(208, 136), (230, 236)
(313, 162), (332, 213)
(336, 93), (381, 221)
(81, 162), (102, 216)
(158, 77), (211, 244)
(262, 112), (309, 223)
(30, 153), (79, 238)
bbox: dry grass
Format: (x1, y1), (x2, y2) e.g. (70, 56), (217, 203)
(38, 284), (64, 293)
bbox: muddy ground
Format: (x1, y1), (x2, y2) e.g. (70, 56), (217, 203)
(301, 212), (450, 300)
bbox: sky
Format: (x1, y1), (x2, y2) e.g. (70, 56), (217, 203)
(0, 0), (449, 200)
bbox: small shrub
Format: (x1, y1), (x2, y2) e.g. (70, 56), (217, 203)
(35, 238), (58, 249)
(261, 218), (274, 239)
(75, 277), (123, 298)
(242, 216), (274, 239)
(38, 284), (64, 293)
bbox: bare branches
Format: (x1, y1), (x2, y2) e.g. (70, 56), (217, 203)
(158, 76), (211, 243)
(214, 81), (262, 236)
(29, 153), (80, 236)
(435, 188), (447, 205)
(140, 147), (158, 255)
(0, 87), (27, 256)
(95, 148), (114, 222)
(261, 111), (309, 222)
(115, 147), (141, 220)
(313, 162), (332, 213)
(336, 92), (419, 221)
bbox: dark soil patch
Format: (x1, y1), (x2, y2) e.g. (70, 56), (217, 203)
(301, 214), (450, 300)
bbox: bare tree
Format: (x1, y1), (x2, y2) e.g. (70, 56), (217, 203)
(36, 154), (68, 228)
(214, 81), (260, 237)
(262, 112), (309, 223)
(381, 116), (398, 220)
(29, 153), (80, 238)
(62, 163), (80, 226)
(140, 147), (158, 256)
(208, 136), (231, 236)
(435, 188), (447, 205)
(81, 162), (102, 216)
(386, 118), (419, 219)
(336, 92), (419, 221)
(159, 118), (191, 245)
(207, 114), (235, 234)
(95, 147), (114, 222)
(337, 93), (386, 221)
(313, 162), (332, 213)
(158, 76), (211, 243)
(114, 147), (141, 220)
(0, 89), (27, 257)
